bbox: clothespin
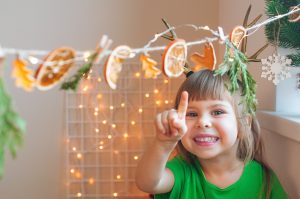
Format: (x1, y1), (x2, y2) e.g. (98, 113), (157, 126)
(95, 34), (113, 64)
(218, 27), (226, 44)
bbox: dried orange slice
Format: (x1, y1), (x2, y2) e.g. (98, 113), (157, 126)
(140, 54), (161, 79)
(162, 39), (187, 77)
(229, 26), (246, 57)
(190, 42), (216, 71)
(35, 47), (75, 90)
(104, 45), (132, 89)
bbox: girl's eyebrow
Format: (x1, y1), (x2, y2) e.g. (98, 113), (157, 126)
(209, 103), (231, 108)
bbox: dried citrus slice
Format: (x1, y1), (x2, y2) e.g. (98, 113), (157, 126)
(104, 45), (132, 89)
(229, 26), (246, 57)
(190, 42), (216, 72)
(35, 47), (75, 90)
(162, 39), (187, 77)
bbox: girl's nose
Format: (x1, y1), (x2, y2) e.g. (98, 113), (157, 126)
(195, 116), (212, 129)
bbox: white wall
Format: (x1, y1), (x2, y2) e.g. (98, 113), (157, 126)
(0, 0), (218, 198)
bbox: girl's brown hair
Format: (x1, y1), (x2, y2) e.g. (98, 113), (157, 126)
(174, 70), (272, 198)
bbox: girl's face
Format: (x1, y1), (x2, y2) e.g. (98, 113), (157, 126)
(181, 98), (239, 161)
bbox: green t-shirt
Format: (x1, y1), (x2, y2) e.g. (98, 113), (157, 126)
(155, 156), (288, 199)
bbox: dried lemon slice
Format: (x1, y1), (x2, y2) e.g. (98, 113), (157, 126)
(162, 39), (187, 77)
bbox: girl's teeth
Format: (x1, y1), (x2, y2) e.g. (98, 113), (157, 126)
(195, 137), (217, 142)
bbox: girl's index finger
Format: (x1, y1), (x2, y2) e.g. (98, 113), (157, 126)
(177, 91), (188, 119)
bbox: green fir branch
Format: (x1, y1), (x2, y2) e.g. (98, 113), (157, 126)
(265, 0), (300, 66)
(0, 78), (25, 178)
(215, 40), (257, 115)
(60, 52), (98, 91)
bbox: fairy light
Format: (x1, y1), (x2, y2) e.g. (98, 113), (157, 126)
(88, 178), (95, 185)
(131, 121), (136, 125)
(99, 141), (104, 145)
(156, 100), (161, 105)
(87, 75), (91, 80)
(77, 192), (82, 197)
(138, 108), (143, 113)
(164, 79), (169, 84)
(108, 134), (112, 139)
(114, 150), (119, 154)
(83, 86), (89, 92)
(75, 171), (81, 178)
(97, 77), (102, 82)
(97, 94), (102, 99)
(102, 120), (107, 124)
(116, 175), (121, 180)
(123, 133), (128, 138)
(77, 153), (82, 159)
(121, 103), (125, 107)
(94, 111), (98, 116)
(72, 147), (77, 151)
(95, 128), (99, 133)
(113, 193), (118, 197)
(70, 169), (75, 174)
(78, 104), (83, 109)
(164, 100), (169, 104)
(109, 106), (114, 110)
(154, 89), (159, 94)
(145, 93), (150, 98)
(133, 155), (139, 160)
(99, 145), (103, 150)
(135, 72), (141, 77)
(111, 124), (116, 128)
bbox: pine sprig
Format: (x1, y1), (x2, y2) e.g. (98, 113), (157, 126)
(60, 52), (98, 91)
(215, 40), (257, 115)
(265, 0), (300, 66)
(0, 78), (25, 177)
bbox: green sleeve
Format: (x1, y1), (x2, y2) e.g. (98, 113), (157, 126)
(155, 156), (184, 199)
(270, 172), (288, 199)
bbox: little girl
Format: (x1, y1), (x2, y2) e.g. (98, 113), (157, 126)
(135, 70), (287, 199)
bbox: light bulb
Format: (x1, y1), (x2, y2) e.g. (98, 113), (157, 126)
(138, 108), (143, 113)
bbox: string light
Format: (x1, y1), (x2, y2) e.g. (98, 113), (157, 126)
(102, 120), (107, 124)
(109, 106), (114, 110)
(138, 108), (143, 113)
(121, 103), (125, 107)
(164, 79), (169, 84)
(123, 133), (128, 138)
(97, 77), (102, 82)
(95, 128), (99, 133)
(156, 100), (161, 105)
(145, 93), (150, 98)
(131, 121), (136, 125)
(99, 145), (104, 150)
(111, 124), (116, 128)
(78, 104), (83, 109)
(113, 193), (118, 197)
(94, 111), (98, 116)
(70, 169), (75, 174)
(77, 153), (82, 159)
(108, 135), (112, 139)
(72, 147), (77, 151)
(164, 100), (169, 104)
(75, 171), (81, 178)
(88, 178), (95, 185)
(97, 94), (102, 99)
(154, 89), (159, 94)
(77, 192), (82, 197)
(133, 155), (139, 160)
(116, 175), (121, 180)
(135, 72), (141, 77)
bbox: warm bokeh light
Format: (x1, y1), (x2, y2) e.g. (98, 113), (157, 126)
(138, 108), (143, 113)
(131, 121), (136, 125)
(133, 156), (139, 160)
(113, 192), (118, 197)
(78, 104), (83, 109)
(154, 89), (159, 94)
(112, 124), (116, 128)
(164, 79), (169, 84)
(77, 153), (82, 159)
(77, 192), (82, 197)
(102, 120), (107, 124)
(108, 135), (112, 139)
(123, 133), (128, 138)
(121, 103), (125, 107)
(70, 169), (75, 174)
(88, 178), (95, 185)
(145, 93), (150, 98)
(72, 147), (77, 151)
(135, 72), (141, 77)
(95, 128), (99, 133)
(116, 175), (121, 180)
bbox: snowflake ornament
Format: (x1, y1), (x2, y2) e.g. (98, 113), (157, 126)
(261, 53), (292, 85)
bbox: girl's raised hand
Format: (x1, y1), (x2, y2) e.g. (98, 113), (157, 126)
(155, 91), (188, 143)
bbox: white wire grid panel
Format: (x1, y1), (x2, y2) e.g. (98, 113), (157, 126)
(65, 63), (184, 199)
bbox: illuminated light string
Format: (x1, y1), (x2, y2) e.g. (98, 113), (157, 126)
(0, 5), (299, 67)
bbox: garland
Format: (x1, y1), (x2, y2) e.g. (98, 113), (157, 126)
(215, 39), (257, 115)
(265, 0), (300, 66)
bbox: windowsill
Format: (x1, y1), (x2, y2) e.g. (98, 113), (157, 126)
(257, 111), (300, 143)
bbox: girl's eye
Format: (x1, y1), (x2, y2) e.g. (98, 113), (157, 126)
(211, 110), (225, 116)
(186, 112), (198, 117)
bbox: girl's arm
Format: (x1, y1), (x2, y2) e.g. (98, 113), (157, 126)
(135, 91), (188, 194)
